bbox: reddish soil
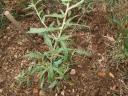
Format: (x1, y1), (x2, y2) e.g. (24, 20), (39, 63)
(0, 1), (128, 96)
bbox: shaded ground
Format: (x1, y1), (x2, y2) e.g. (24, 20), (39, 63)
(0, 0), (128, 96)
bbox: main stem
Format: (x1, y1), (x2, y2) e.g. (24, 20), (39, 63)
(32, 2), (47, 28)
(58, 3), (69, 37)
(53, 3), (70, 49)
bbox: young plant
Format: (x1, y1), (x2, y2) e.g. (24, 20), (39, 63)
(105, 0), (119, 7)
(0, 1), (6, 29)
(16, 0), (90, 89)
(111, 16), (128, 58)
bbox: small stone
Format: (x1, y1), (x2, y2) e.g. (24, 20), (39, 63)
(107, 91), (110, 94)
(17, 41), (23, 45)
(0, 89), (3, 93)
(39, 90), (45, 96)
(64, 86), (66, 89)
(3, 36), (7, 39)
(77, 64), (82, 68)
(55, 93), (58, 96)
(14, 55), (18, 58)
(70, 69), (76, 75)
(0, 75), (5, 83)
(72, 89), (75, 93)
(61, 90), (65, 96)
(6, 26), (10, 29)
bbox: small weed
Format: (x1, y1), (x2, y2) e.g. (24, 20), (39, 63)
(16, 0), (90, 89)
(0, 1), (6, 29)
(105, 0), (119, 7)
(111, 15), (128, 59)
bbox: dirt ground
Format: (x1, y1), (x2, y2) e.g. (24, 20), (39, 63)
(0, 0), (128, 96)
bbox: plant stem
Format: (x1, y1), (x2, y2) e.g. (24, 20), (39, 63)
(58, 3), (70, 37)
(32, 3), (47, 28)
(58, 0), (84, 37)
(53, 3), (70, 49)
(32, 1), (57, 47)
(68, 0), (84, 11)
(4, 11), (21, 29)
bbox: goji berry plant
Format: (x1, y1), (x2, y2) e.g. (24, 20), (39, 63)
(16, 0), (91, 89)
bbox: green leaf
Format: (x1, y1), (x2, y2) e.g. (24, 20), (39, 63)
(44, 13), (64, 18)
(48, 80), (58, 89)
(124, 38), (128, 50)
(35, 0), (42, 5)
(53, 67), (64, 77)
(106, 0), (119, 6)
(48, 64), (54, 82)
(25, 52), (44, 59)
(56, 35), (71, 41)
(61, 0), (72, 2)
(40, 76), (45, 89)
(74, 49), (92, 56)
(122, 15), (128, 25)
(49, 21), (55, 27)
(39, 69), (47, 88)
(27, 65), (44, 75)
(42, 13), (64, 22)
(60, 41), (69, 61)
(38, 10), (43, 16)
(53, 59), (63, 67)
(57, 18), (61, 26)
(15, 70), (26, 82)
(61, 0), (72, 4)
(43, 34), (53, 48)
(28, 27), (60, 34)
(60, 40), (67, 48)
(111, 17), (122, 27)
(64, 15), (78, 29)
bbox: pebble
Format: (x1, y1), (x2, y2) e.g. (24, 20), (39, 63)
(72, 89), (75, 93)
(55, 93), (58, 96)
(70, 69), (76, 75)
(0, 75), (5, 83)
(61, 90), (65, 96)
(17, 41), (23, 45)
(39, 90), (45, 96)
(0, 89), (3, 93)
(107, 91), (110, 95)
(14, 54), (18, 58)
(61, 90), (64, 96)
(77, 64), (82, 68)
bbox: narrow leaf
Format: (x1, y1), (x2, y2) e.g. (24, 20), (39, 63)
(28, 27), (60, 34)
(25, 52), (43, 59)
(43, 34), (53, 48)
(48, 80), (58, 89)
